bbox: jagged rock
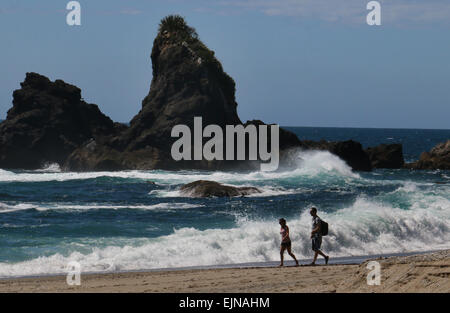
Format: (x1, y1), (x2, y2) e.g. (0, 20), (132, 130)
(406, 140), (450, 170)
(365, 144), (404, 169)
(121, 16), (240, 152)
(1, 16), (401, 173)
(65, 16), (302, 171)
(244, 120), (302, 150)
(66, 15), (243, 171)
(63, 142), (128, 171)
(180, 180), (261, 197)
(0, 73), (122, 169)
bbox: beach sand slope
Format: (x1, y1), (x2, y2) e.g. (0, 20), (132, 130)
(0, 250), (448, 293)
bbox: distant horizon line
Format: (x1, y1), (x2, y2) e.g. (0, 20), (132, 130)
(0, 119), (449, 131)
(282, 125), (450, 131)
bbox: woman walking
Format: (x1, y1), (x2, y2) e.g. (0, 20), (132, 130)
(278, 218), (299, 267)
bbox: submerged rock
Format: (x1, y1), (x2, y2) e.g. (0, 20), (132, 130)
(365, 144), (404, 169)
(180, 180), (261, 198)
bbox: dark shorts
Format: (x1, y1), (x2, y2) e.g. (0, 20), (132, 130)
(281, 241), (291, 249)
(312, 236), (322, 251)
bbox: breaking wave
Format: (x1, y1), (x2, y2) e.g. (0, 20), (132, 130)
(0, 182), (448, 278)
(0, 202), (203, 213)
(0, 150), (449, 278)
(0, 150), (357, 184)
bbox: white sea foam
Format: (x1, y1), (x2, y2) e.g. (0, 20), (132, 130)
(143, 150), (359, 197)
(0, 150), (358, 184)
(0, 203), (36, 213)
(0, 169), (14, 176)
(292, 150), (359, 178)
(34, 163), (62, 173)
(149, 184), (303, 198)
(0, 185), (448, 278)
(0, 202), (202, 213)
(1, 151), (448, 277)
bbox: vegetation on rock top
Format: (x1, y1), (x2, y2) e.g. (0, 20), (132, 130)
(156, 15), (235, 98)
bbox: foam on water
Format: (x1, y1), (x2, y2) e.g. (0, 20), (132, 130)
(34, 163), (62, 173)
(0, 151), (357, 184)
(0, 202), (203, 213)
(149, 184), (303, 198)
(292, 150), (359, 178)
(0, 203), (36, 214)
(0, 181), (448, 278)
(1, 149), (449, 278)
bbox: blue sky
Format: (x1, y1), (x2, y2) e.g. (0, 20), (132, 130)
(1, 0), (449, 129)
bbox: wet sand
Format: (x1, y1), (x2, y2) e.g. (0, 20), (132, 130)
(0, 250), (448, 293)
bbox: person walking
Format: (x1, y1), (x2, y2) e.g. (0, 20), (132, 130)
(309, 207), (329, 265)
(278, 218), (299, 267)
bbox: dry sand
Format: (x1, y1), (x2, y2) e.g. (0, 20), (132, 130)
(1, 250), (449, 293)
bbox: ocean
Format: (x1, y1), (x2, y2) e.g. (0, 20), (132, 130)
(0, 127), (449, 278)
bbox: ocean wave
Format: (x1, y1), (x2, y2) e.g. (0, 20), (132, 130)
(148, 184), (306, 198)
(0, 150), (358, 184)
(0, 202), (203, 213)
(0, 169), (14, 176)
(33, 163), (62, 173)
(1, 151), (449, 278)
(0, 223), (51, 229)
(0, 203), (36, 213)
(0, 191), (448, 277)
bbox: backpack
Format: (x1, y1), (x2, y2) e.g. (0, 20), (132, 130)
(320, 220), (329, 236)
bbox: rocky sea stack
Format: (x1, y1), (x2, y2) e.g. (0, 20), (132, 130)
(0, 73), (123, 169)
(65, 15), (259, 171)
(0, 15), (420, 172)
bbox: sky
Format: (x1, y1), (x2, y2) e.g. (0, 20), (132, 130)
(1, 0), (449, 129)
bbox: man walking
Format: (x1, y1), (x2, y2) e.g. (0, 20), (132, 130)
(310, 207), (329, 265)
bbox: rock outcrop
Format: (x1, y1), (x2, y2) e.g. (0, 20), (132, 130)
(365, 144), (404, 169)
(115, 16), (241, 169)
(406, 140), (450, 170)
(239, 121), (373, 171)
(0, 73), (122, 169)
(64, 16), (303, 172)
(180, 180), (261, 197)
(0, 16), (407, 173)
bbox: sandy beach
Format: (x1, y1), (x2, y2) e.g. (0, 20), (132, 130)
(0, 250), (448, 293)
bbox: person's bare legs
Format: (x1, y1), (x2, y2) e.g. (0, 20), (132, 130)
(312, 249), (328, 265)
(287, 246), (299, 266)
(279, 246), (286, 266)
